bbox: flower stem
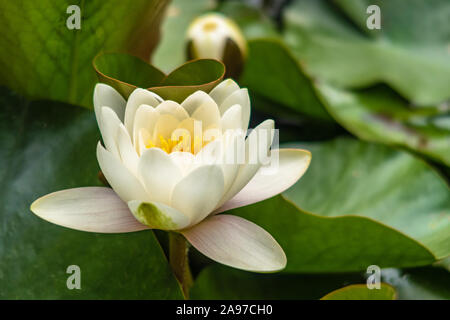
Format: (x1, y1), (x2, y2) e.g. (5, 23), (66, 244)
(169, 232), (193, 299)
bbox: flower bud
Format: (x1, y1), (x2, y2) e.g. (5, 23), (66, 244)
(186, 13), (247, 78)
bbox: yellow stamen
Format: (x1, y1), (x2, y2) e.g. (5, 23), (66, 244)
(145, 133), (214, 154)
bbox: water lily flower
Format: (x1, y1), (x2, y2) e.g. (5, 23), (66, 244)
(186, 13), (247, 78)
(31, 79), (311, 272)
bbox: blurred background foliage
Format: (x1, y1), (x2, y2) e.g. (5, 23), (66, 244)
(0, 0), (449, 299)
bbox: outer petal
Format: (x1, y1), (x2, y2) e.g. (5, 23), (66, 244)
(171, 165), (224, 225)
(218, 119), (274, 207)
(30, 187), (147, 233)
(182, 215), (286, 272)
(100, 106), (122, 158)
(117, 124), (140, 175)
(218, 88), (250, 131)
(124, 88), (162, 135)
(138, 148), (183, 205)
(209, 79), (240, 107)
(97, 142), (149, 202)
(128, 200), (190, 230)
(216, 149), (311, 213)
(93, 83), (126, 128)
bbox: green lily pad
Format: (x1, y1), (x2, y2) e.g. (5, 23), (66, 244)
(315, 83), (450, 166)
(320, 284), (396, 300)
(94, 53), (225, 102)
(0, 0), (169, 109)
(229, 138), (450, 272)
(240, 39), (332, 121)
(217, 1), (279, 40)
(284, 0), (450, 105)
(191, 264), (365, 299)
(152, 0), (217, 72)
(0, 87), (183, 299)
(191, 264), (449, 299)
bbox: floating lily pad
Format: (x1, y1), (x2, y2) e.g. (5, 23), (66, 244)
(320, 284), (396, 300)
(191, 264), (365, 299)
(94, 53), (225, 102)
(315, 83), (450, 166)
(284, 0), (450, 105)
(229, 138), (450, 272)
(0, 88), (183, 299)
(191, 264), (449, 299)
(0, 0), (169, 108)
(240, 39), (331, 121)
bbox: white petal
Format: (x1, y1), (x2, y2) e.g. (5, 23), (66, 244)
(171, 165), (224, 225)
(218, 119), (274, 207)
(182, 215), (286, 272)
(128, 200), (190, 230)
(155, 100), (189, 121)
(192, 33), (224, 60)
(220, 104), (242, 132)
(181, 90), (215, 115)
(169, 151), (195, 175)
(219, 88), (250, 131)
(153, 114), (180, 141)
(218, 131), (241, 194)
(194, 139), (223, 166)
(117, 124), (139, 175)
(100, 106), (122, 158)
(97, 142), (149, 202)
(31, 187), (147, 233)
(132, 104), (159, 152)
(209, 79), (240, 107)
(190, 96), (221, 129)
(138, 148), (183, 205)
(216, 149), (311, 213)
(124, 88), (162, 135)
(93, 83), (126, 130)
(138, 128), (152, 156)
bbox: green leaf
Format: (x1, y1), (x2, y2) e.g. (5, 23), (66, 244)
(0, 87), (183, 299)
(94, 53), (225, 102)
(191, 264), (365, 299)
(217, 1), (279, 40)
(152, 0), (217, 72)
(0, 0), (169, 109)
(320, 284), (396, 300)
(315, 83), (450, 166)
(240, 39), (332, 121)
(229, 138), (450, 272)
(284, 0), (450, 105)
(191, 264), (449, 299)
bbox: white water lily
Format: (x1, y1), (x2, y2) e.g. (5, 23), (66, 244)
(187, 13), (247, 61)
(31, 79), (311, 272)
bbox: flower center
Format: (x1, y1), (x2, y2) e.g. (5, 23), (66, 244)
(145, 134), (211, 155)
